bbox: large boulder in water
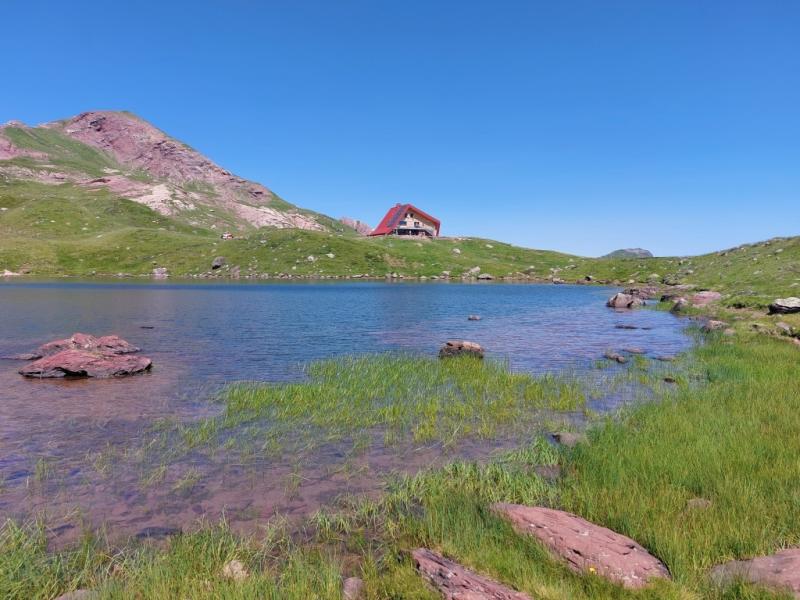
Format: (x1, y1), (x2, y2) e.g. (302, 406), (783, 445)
(19, 349), (152, 378)
(439, 340), (484, 359)
(607, 293), (644, 309)
(17, 333), (151, 378)
(35, 333), (140, 358)
(491, 504), (670, 589)
(769, 297), (800, 315)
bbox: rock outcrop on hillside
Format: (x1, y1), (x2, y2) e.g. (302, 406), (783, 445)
(339, 217), (373, 236)
(602, 248), (654, 259)
(0, 111), (326, 232)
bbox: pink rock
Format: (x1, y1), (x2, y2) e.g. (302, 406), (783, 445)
(19, 349), (152, 378)
(36, 333), (140, 357)
(690, 291), (722, 306)
(439, 340), (485, 359)
(412, 548), (532, 600)
(606, 293), (644, 309)
(710, 548), (800, 598)
(491, 504), (670, 589)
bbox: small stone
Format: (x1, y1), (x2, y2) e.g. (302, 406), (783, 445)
(533, 464), (562, 481)
(703, 320), (729, 332)
(671, 298), (689, 313)
(54, 591), (98, 600)
(342, 577), (365, 600)
(221, 559), (248, 582)
(686, 497), (712, 510)
(663, 376), (677, 384)
(439, 340), (484, 359)
(604, 351), (628, 363)
(551, 431), (586, 448)
(211, 256), (226, 270)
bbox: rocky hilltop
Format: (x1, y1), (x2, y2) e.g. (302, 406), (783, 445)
(0, 111), (330, 232)
(602, 248), (654, 259)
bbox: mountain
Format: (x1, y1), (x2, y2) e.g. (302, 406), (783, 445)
(0, 111), (343, 233)
(602, 248), (654, 259)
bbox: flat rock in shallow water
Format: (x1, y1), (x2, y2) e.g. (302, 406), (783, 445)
(20, 349), (152, 378)
(36, 333), (140, 357)
(491, 504), (671, 589)
(412, 548), (532, 600)
(710, 548), (800, 598)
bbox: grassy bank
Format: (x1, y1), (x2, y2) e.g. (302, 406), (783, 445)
(2, 332), (798, 599)
(3, 181), (799, 310)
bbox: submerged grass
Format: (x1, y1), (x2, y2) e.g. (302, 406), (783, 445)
(182, 354), (586, 456)
(2, 333), (799, 598)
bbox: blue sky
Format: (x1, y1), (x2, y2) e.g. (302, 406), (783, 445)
(2, 0), (798, 256)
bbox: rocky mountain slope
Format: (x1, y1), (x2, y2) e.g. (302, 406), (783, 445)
(0, 111), (338, 233)
(602, 248), (654, 259)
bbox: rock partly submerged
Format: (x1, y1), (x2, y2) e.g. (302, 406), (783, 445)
(607, 293), (645, 309)
(439, 340), (485, 359)
(15, 333), (152, 379)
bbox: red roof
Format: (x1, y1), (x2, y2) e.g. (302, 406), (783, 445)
(369, 203), (441, 236)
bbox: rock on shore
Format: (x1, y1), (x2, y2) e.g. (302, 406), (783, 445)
(769, 297), (800, 315)
(491, 504), (671, 589)
(710, 548), (800, 598)
(412, 548), (531, 599)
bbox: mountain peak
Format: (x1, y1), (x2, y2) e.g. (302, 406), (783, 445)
(0, 111), (327, 232)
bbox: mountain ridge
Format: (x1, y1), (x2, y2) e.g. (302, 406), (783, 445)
(0, 110), (337, 233)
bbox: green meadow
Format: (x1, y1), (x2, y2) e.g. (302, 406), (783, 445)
(2, 330), (799, 599)
(3, 179), (800, 311)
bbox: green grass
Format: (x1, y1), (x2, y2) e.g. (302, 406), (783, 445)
(2, 176), (798, 309)
(2, 126), (124, 177)
(178, 353), (586, 456)
(2, 333), (799, 598)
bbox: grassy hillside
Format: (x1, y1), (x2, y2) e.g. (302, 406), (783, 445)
(1, 180), (799, 308)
